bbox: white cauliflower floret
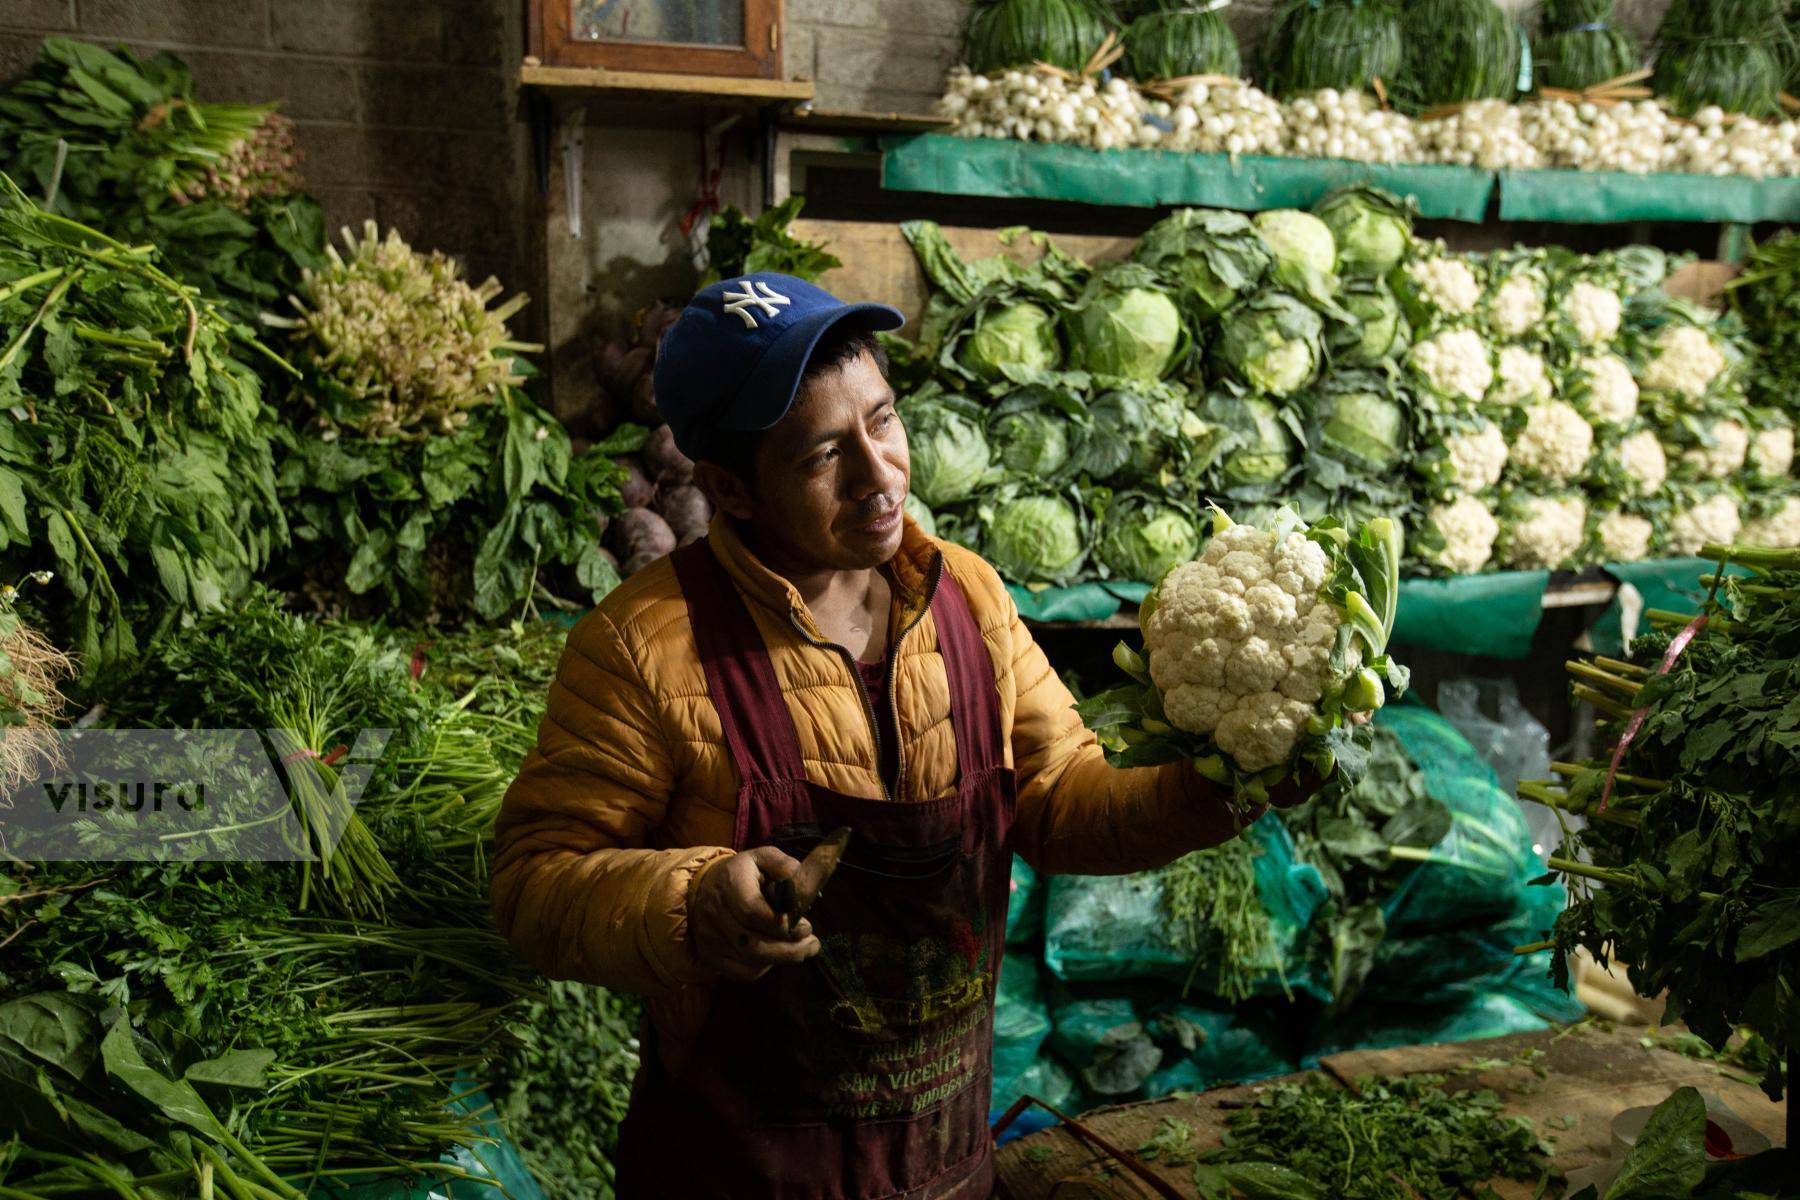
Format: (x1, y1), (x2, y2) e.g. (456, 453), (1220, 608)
(1488, 345), (1552, 408)
(1562, 281), (1623, 347)
(1575, 354), (1639, 425)
(1741, 498), (1800, 548)
(1212, 691), (1318, 774)
(1751, 426), (1795, 478)
(1666, 493), (1741, 556)
(1489, 274), (1545, 339)
(1502, 494), (1587, 569)
(1409, 328), (1494, 405)
(1614, 430), (1668, 497)
(1404, 256), (1481, 316)
(1639, 324), (1727, 398)
(1679, 418), (1749, 479)
(1145, 523), (1366, 773)
(1596, 511), (1654, 562)
(1509, 400), (1594, 483)
(1423, 493), (1499, 574)
(1442, 420), (1508, 492)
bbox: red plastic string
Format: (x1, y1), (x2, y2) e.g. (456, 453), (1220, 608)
(679, 131), (723, 239)
(1598, 612), (1708, 811)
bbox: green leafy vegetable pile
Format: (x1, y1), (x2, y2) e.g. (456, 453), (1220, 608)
(1191, 1070), (1553, 1200)
(1523, 543), (1800, 1103)
(701, 196), (842, 287)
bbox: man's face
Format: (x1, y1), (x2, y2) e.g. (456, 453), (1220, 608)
(725, 349), (911, 572)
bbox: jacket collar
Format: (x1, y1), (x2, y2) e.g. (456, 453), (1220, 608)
(704, 511), (942, 642)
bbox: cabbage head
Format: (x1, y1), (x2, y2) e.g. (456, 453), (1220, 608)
(955, 300), (1062, 384)
(1097, 492), (1201, 583)
(988, 385), (1085, 478)
(902, 492), (938, 537)
(1253, 209), (1346, 315)
(1067, 262), (1189, 382)
(1210, 290), (1324, 397)
(898, 390), (995, 507)
(1331, 278), (1411, 367)
(1132, 208), (1272, 320)
(1305, 373), (1411, 475)
(1081, 385), (1204, 484)
(1195, 390), (1300, 495)
(1313, 186), (1413, 277)
(979, 486), (1089, 584)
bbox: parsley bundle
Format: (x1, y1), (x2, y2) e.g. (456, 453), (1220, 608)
(1522, 542), (1800, 1106)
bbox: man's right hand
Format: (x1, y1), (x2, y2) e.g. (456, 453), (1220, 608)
(689, 847), (823, 982)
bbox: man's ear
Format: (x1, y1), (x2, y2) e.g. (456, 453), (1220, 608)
(693, 460), (755, 521)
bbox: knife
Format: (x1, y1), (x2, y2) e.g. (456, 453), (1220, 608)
(764, 826), (851, 936)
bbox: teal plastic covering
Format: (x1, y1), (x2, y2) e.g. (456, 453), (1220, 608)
(882, 135), (1496, 220)
(1391, 571), (1550, 659)
(1007, 854), (1043, 946)
(1499, 168), (1800, 224)
(1587, 557), (1753, 657)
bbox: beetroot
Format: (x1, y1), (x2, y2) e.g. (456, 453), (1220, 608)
(630, 373), (661, 425)
(615, 457), (656, 509)
(594, 339), (650, 400)
(637, 300), (681, 350)
(643, 424), (694, 486)
(606, 507), (676, 564)
(656, 484), (713, 541)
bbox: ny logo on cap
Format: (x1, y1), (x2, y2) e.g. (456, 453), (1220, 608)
(721, 279), (792, 329)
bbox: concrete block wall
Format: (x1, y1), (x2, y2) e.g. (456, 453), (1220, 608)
(0, 0), (532, 297)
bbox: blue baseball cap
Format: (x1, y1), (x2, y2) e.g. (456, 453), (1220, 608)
(654, 272), (905, 461)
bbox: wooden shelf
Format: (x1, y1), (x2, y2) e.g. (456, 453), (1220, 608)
(781, 106), (954, 135)
(519, 62), (814, 106)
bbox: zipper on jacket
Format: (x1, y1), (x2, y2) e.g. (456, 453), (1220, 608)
(785, 552), (944, 804)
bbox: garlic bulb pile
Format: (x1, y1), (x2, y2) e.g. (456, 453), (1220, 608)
(1149, 80), (1285, 156)
(1665, 107), (1800, 179)
(1517, 99), (1667, 174)
(940, 66), (1143, 151)
(1281, 89), (1416, 164)
(1416, 101), (1544, 170)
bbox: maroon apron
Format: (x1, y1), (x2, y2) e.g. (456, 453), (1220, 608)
(615, 539), (1016, 1200)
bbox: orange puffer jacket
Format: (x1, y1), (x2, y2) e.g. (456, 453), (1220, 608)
(490, 513), (1239, 1073)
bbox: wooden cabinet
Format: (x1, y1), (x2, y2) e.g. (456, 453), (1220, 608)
(528, 0), (783, 78)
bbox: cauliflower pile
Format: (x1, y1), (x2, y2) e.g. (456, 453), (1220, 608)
(1574, 354), (1639, 426)
(1402, 256), (1481, 318)
(1487, 272), (1547, 340)
(1440, 420), (1509, 492)
(1667, 492), (1742, 556)
(1751, 426), (1796, 479)
(1638, 324), (1727, 399)
(1408, 329), (1493, 405)
(1500, 494), (1587, 569)
(1508, 401), (1594, 483)
(1421, 493), (1500, 575)
(1560, 281), (1624, 347)
(1678, 418), (1750, 480)
(1741, 498), (1800, 548)
(1488, 346), (1552, 409)
(1596, 511), (1655, 562)
(1082, 510), (1408, 805)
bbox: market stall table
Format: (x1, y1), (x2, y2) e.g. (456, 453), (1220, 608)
(993, 1024), (1787, 1199)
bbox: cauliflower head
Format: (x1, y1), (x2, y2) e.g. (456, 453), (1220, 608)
(1666, 492), (1742, 556)
(1575, 354), (1639, 426)
(1509, 400), (1594, 483)
(1678, 418), (1750, 479)
(1408, 329), (1494, 405)
(1441, 419), (1509, 492)
(1596, 511), (1654, 562)
(1489, 273), (1546, 340)
(1639, 324), (1727, 399)
(1489, 345), (1553, 408)
(1751, 426), (1795, 479)
(1613, 429), (1669, 498)
(1404, 256), (1481, 317)
(1501, 494), (1587, 569)
(1146, 523), (1346, 773)
(1741, 498), (1800, 549)
(1422, 492), (1499, 574)
(1562, 281), (1623, 347)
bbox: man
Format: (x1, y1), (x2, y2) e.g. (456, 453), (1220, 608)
(490, 272), (1315, 1199)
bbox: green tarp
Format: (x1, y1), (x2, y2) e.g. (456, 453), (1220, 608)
(1586, 557), (1752, 657)
(1499, 168), (1800, 225)
(1389, 571), (1551, 659)
(881, 135), (1495, 220)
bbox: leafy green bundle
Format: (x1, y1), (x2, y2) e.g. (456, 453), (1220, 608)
(0, 38), (325, 322)
(1191, 1070), (1553, 1200)
(1531, 0), (1643, 93)
(960, 0), (1117, 74)
(701, 196), (842, 286)
(0, 599), (565, 1195)
(1121, 0), (1241, 82)
(1652, 0), (1792, 117)
(1395, 0), (1522, 111)
(0, 175), (292, 684)
(1260, 0), (1405, 98)
(1725, 231), (1800, 422)
(1523, 544), (1800, 1101)
(1159, 837), (1272, 1003)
